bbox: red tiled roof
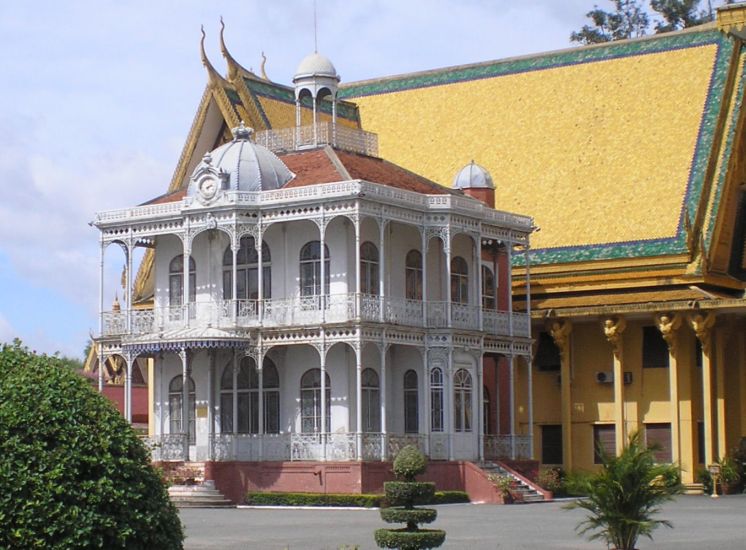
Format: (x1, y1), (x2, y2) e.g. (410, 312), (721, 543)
(140, 188), (187, 205)
(280, 149), (345, 187)
(279, 146), (455, 195)
(334, 150), (452, 195)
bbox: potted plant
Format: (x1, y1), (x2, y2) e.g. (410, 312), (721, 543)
(488, 473), (519, 504)
(565, 431), (682, 550)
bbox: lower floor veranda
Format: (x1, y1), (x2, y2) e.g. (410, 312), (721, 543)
(105, 337), (533, 464)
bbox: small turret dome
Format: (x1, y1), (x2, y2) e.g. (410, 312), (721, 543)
(293, 52), (339, 81)
(187, 123), (294, 200)
(452, 161), (494, 190)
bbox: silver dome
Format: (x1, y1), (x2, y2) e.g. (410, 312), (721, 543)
(293, 52), (339, 81)
(188, 123), (294, 196)
(452, 161), (494, 190)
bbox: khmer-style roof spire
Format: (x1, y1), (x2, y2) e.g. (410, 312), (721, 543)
(219, 17), (266, 81)
(200, 25), (229, 87)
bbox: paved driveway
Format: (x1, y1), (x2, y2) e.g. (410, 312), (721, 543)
(181, 494), (746, 549)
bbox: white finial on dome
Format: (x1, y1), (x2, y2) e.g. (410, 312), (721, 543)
(453, 161), (495, 190)
(232, 121), (254, 141)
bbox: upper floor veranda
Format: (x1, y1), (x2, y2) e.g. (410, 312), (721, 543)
(94, 178), (534, 341)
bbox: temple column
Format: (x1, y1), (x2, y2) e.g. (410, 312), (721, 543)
(715, 325), (730, 459)
(604, 317), (627, 455)
(690, 313), (716, 466)
(656, 314), (683, 468)
(550, 319), (573, 470)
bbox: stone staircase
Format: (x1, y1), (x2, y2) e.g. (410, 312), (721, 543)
(479, 461), (549, 503)
(168, 480), (234, 508)
(162, 462), (234, 508)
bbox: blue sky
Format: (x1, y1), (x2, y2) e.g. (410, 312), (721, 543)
(0, 0), (713, 358)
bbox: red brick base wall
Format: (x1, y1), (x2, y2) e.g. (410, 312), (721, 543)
(204, 460), (508, 504)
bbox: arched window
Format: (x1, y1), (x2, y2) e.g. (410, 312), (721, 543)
(450, 257), (469, 304)
(222, 236), (271, 301)
(169, 255), (196, 307)
(404, 370), (419, 433)
(300, 241), (330, 298)
(360, 242), (380, 296)
(220, 357), (280, 434)
(482, 265), (496, 309)
(405, 250), (423, 300)
(430, 367), (444, 432)
(236, 357), (260, 434)
(169, 375), (196, 443)
(301, 368), (331, 433)
(263, 362), (281, 434)
(454, 369), (473, 432)
(361, 368), (381, 432)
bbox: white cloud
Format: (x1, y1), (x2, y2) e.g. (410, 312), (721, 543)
(0, 313), (17, 345)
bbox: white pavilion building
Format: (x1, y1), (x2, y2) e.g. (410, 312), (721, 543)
(92, 50), (534, 495)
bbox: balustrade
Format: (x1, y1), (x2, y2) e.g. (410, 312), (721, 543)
(100, 295), (525, 336)
(483, 435), (532, 460)
(146, 434), (188, 462)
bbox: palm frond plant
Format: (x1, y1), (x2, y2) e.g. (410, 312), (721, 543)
(565, 431), (682, 550)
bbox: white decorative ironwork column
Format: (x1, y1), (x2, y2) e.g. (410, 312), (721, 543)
(444, 231), (452, 329)
(98, 241), (104, 339)
(257, 224), (264, 324)
(320, 335), (327, 461)
(355, 214), (361, 319)
(231, 237), (238, 325)
(126, 238), (133, 334)
(124, 352), (133, 423)
(356, 341), (362, 460)
(380, 341), (387, 462)
(207, 350), (215, 460)
(183, 237), (191, 328)
(421, 229), (428, 325)
(526, 354), (534, 459)
(320, 218), (326, 322)
(379, 219), (386, 322)
(446, 349), (454, 461)
(179, 347), (190, 460)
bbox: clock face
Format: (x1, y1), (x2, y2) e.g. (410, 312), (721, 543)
(199, 177), (218, 199)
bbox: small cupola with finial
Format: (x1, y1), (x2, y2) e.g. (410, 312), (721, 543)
(293, 51), (340, 147)
(453, 161), (495, 208)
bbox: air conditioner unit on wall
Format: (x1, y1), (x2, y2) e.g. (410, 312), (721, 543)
(595, 371), (613, 384)
(595, 371), (634, 384)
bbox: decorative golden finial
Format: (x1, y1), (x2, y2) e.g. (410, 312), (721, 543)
(219, 16), (257, 81)
(260, 51), (269, 80)
(200, 25), (229, 86)
(112, 294), (121, 312)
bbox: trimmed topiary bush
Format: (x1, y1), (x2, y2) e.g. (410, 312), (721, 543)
(374, 445), (445, 549)
(0, 341), (184, 549)
(393, 443), (428, 481)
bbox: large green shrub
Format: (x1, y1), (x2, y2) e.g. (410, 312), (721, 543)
(0, 341), (184, 549)
(565, 431), (682, 550)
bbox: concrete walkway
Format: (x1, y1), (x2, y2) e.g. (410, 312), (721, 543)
(181, 494), (746, 549)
